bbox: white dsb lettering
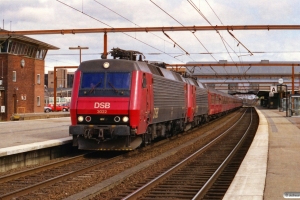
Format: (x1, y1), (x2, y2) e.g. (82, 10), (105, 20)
(94, 102), (110, 109)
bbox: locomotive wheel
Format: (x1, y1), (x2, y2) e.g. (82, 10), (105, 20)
(142, 127), (152, 146)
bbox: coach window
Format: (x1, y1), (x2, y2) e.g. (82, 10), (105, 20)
(13, 71), (16, 82)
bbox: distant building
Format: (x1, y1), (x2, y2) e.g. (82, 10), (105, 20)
(46, 68), (76, 89)
(44, 69), (75, 106)
(0, 29), (59, 121)
(47, 68), (68, 89)
(67, 72), (75, 88)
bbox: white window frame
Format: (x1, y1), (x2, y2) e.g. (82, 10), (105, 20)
(21, 94), (26, 100)
(13, 71), (16, 82)
(37, 96), (41, 106)
(37, 74), (41, 84)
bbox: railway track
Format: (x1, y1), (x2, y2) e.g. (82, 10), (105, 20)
(0, 152), (123, 199)
(0, 108), (248, 199)
(110, 107), (257, 200)
(203, 108), (258, 199)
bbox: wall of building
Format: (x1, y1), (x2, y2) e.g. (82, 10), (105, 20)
(0, 55), (7, 121)
(34, 59), (45, 112)
(0, 54), (45, 120)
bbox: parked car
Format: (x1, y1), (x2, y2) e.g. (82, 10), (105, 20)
(61, 103), (70, 112)
(44, 106), (52, 113)
(47, 104), (63, 111)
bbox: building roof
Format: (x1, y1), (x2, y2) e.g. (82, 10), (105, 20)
(185, 61), (300, 76)
(0, 29), (59, 50)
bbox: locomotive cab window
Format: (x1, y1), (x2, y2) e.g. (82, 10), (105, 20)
(81, 72), (105, 89)
(106, 72), (131, 89)
(80, 72), (131, 97)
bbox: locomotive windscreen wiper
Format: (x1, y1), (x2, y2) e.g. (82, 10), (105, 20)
(89, 79), (102, 94)
(108, 81), (122, 94)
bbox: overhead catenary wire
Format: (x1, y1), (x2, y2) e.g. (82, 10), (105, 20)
(189, 0), (251, 91)
(46, 50), (300, 56)
(45, 57), (78, 65)
(48, 0), (274, 94)
(203, 0), (253, 80)
(56, 0), (185, 63)
(204, 0), (223, 25)
(150, 0), (221, 76)
(93, 0), (173, 46)
(149, 0), (197, 75)
(187, 0), (230, 76)
(188, 0), (248, 90)
(149, 0), (216, 61)
(149, 0), (191, 56)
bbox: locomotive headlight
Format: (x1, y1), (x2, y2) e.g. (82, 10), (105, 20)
(78, 116), (84, 122)
(103, 62), (110, 69)
(122, 116), (129, 122)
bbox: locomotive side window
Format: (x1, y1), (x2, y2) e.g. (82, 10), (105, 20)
(142, 73), (147, 88)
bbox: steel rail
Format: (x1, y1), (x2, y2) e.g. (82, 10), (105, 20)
(122, 108), (248, 200)
(1, 25), (300, 36)
(192, 108), (253, 199)
(0, 153), (89, 184)
(0, 155), (123, 200)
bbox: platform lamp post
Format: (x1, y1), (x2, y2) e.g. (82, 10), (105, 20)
(69, 46), (89, 63)
(277, 78), (288, 117)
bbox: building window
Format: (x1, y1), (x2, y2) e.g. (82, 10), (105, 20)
(37, 96), (41, 106)
(21, 94), (27, 100)
(13, 71), (16, 82)
(37, 74), (41, 84)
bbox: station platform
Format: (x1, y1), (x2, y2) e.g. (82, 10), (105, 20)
(224, 106), (300, 200)
(0, 112), (72, 158)
(11, 111), (70, 121)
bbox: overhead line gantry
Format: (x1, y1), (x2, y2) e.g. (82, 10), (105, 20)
(1, 25), (300, 35)
(2, 25), (299, 94)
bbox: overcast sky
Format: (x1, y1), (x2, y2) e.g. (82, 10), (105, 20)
(1, 0), (300, 73)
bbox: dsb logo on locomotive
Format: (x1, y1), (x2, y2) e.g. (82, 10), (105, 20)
(94, 102), (110, 109)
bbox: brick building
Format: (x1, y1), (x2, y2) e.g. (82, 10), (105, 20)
(0, 31), (58, 121)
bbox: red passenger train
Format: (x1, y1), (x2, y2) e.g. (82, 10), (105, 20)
(69, 48), (243, 150)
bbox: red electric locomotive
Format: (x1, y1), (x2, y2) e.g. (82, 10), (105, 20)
(70, 48), (189, 150)
(69, 48), (242, 151)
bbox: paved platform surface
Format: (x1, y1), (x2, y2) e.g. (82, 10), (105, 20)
(262, 108), (300, 200)
(224, 106), (300, 200)
(0, 115), (70, 148)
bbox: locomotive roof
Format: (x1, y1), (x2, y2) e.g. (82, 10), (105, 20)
(78, 59), (186, 83)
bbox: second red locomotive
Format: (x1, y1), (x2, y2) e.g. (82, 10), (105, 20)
(69, 48), (242, 150)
